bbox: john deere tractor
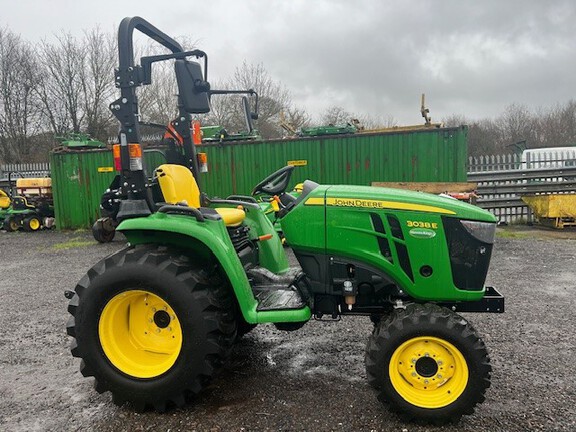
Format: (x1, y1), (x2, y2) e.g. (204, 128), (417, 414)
(66, 17), (503, 424)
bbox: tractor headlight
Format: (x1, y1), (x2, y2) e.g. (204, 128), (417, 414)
(460, 220), (496, 244)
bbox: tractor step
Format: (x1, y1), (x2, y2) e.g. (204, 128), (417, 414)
(254, 287), (306, 311)
(247, 266), (308, 311)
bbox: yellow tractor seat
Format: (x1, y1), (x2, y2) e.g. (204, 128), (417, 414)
(155, 164), (245, 227)
(156, 164), (201, 208)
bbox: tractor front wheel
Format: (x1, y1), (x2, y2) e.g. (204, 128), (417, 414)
(365, 303), (491, 424)
(67, 245), (237, 411)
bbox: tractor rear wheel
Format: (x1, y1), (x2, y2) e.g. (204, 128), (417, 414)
(3, 216), (20, 232)
(365, 303), (491, 424)
(67, 245), (237, 412)
(23, 215), (41, 232)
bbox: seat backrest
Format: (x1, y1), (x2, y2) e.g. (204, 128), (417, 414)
(0, 190), (10, 209)
(155, 164), (201, 208)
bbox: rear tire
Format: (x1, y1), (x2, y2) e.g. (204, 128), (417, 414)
(67, 245), (237, 411)
(3, 216), (20, 232)
(365, 303), (491, 424)
(23, 215), (41, 232)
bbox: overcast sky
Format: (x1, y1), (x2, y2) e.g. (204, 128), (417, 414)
(2, 0), (575, 124)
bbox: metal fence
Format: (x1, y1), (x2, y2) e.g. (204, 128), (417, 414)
(0, 162), (51, 190)
(468, 151), (576, 223)
(0, 162), (51, 178)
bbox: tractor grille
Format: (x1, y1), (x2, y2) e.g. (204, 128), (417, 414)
(443, 217), (493, 291)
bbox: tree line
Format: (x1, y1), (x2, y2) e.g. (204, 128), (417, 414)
(1, 26), (575, 163)
(443, 101), (576, 156)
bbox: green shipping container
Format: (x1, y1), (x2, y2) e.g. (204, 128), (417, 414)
(199, 126), (468, 197)
(51, 126), (467, 229)
(50, 149), (166, 229)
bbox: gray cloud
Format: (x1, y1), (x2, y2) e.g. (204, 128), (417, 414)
(3, 0), (575, 123)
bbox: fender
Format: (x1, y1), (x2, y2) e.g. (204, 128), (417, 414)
(117, 212), (262, 322)
(117, 212), (311, 324)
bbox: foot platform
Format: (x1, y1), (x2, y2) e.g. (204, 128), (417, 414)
(247, 266), (308, 311)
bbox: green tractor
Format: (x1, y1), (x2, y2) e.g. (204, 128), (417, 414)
(66, 17), (503, 424)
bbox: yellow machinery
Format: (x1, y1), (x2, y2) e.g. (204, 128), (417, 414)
(0, 176), (54, 232)
(521, 194), (576, 229)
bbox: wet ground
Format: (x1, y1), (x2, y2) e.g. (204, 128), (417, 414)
(0, 226), (575, 431)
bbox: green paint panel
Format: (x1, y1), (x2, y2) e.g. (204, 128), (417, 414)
(50, 127), (466, 229)
(50, 150), (166, 229)
(198, 126), (467, 197)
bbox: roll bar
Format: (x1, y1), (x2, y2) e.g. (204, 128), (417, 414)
(110, 16), (210, 219)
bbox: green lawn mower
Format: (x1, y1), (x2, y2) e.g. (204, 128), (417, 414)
(66, 17), (504, 424)
(0, 173), (54, 232)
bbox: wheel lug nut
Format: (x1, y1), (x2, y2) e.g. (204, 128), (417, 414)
(149, 318), (153, 323)
(424, 353), (429, 357)
(437, 361), (443, 366)
(156, 328), (161, 333)
(424, 379), (429, 384)
(151, 307), (156, 312)
(411, 372), (417, 377)
(411, 358), (417, 364)
(437, 374), (443, 379)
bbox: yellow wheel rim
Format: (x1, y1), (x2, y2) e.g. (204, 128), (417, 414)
(389, 336), (468, 409)
(29, 218), (40, 230)
(99, 290), (183, 379)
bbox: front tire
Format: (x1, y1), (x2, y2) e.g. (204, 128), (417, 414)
(67, 245), (237, 411)
(365, 303), (491, 424)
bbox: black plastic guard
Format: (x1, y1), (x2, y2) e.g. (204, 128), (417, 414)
(439, 286), (504, 313)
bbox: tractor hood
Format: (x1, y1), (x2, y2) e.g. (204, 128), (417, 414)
(281, 183), (497, 301)
(318, 185), (496, 223)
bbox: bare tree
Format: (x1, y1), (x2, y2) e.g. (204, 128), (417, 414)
(536, 100), (576, 148)
(283, 106), (311, 133)
(321, 106), (352, 125)
(224, 61), (293, 138)
(80, 28), (116, 139)
(38, 33), (86, 134)
(0, 29), (40, 162)
(495, 103), (537, 151)
(443, 115), (502, 156)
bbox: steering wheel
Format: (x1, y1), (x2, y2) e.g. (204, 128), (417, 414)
(252, 165), (295, 196)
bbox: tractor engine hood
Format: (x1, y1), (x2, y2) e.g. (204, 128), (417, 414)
(318, 185), (496, 223)
(281, 183), (497, 301)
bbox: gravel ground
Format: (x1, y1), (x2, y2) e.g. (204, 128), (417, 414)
(0, 226), (575, 431)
